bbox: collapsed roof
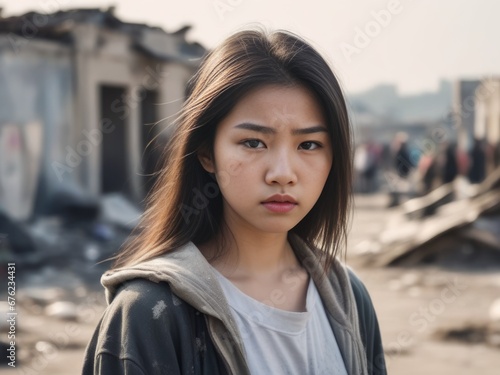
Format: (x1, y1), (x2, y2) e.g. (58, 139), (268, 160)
(0, 7), (206, 61)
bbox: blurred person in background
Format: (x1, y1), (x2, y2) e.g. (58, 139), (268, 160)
(354, 142), (369, 193)
(364, 139), (381, 193)
(441, 142), (459, 184)
(417, 144), (438, 195)
(388, 132), (413, 206)
(468, 138), (486, 184)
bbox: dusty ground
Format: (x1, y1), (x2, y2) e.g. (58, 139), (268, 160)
(348, 194), (500, 375)
(2, 193), (499, 374)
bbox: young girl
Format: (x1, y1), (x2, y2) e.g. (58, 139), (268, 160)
(83, 28), (386, 375)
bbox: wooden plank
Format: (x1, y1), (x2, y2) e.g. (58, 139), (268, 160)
(402, 183), (454, 219)
(371, 190), (500, 267)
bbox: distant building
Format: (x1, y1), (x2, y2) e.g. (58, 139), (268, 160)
(453, 79), (481, 151)
(0, 7), (206, 220)
(349, 81), (454, 157)
(349, 80), (452, 124)
(474, 77), (500, 172)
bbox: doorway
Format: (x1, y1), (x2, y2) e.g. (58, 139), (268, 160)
(140, 89), (161, 195)
(99, 85), (129, 196)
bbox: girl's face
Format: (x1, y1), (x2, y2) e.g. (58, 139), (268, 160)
(199, 84), (333, 236)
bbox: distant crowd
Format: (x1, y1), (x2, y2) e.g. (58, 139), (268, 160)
(353, 132), (499, 205)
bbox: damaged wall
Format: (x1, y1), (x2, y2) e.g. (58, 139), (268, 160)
(0, 37), (73, 220)
(0, 8), (205, 221)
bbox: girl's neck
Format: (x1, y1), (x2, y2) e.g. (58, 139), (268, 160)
(199, 231), (301, 280)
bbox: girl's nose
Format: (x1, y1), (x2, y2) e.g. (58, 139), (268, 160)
(264, 150), (298, 186)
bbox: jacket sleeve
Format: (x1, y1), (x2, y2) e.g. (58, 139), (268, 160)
(82, 279), (184, 375)
(347, 269), (387, 375)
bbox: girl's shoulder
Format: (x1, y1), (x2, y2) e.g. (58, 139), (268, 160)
(345, 268), (374, 305)
(341, 266), (379, 321)
(83, 278), (228, 375)
(106, 278), (193, 322)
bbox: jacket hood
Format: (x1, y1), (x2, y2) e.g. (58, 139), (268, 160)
(101, 233), (368, 374)
(101, 240), (233, 321)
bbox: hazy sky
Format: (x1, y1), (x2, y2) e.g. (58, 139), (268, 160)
(1, 0), (499, 94)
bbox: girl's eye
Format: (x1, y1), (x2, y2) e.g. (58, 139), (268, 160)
(242, 139), (265, 149)
(300, 141), (322, 150)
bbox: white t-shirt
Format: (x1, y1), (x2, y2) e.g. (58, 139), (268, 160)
(212, 268), (348, 375)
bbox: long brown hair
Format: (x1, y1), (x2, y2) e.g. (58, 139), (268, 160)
(112, 27), (353, 271)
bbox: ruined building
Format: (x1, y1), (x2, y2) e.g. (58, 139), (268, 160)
(0, 7), (206, 220)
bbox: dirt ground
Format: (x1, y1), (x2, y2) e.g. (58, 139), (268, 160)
(2, 193), (499, 374)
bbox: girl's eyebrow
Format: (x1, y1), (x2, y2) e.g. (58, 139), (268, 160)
(234, 122), (327, 135)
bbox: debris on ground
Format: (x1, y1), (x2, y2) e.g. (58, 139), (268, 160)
(361, 167), (500, 270)
(434, 322), (500, 348)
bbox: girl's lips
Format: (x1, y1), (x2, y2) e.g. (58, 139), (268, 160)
(261, 202), (297, 213)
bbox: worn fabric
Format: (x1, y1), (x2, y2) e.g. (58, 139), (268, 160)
(82, 232), (387, 375)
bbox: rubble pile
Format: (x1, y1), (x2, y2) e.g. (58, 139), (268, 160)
(0, 191), (140, 368)
(0, 192), (140, 285)
(361, 167), (500, 269)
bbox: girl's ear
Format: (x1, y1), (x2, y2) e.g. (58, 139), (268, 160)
(198, 148), (216, 173)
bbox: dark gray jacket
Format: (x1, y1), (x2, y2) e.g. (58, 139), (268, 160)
(82, 234), (387, 374)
